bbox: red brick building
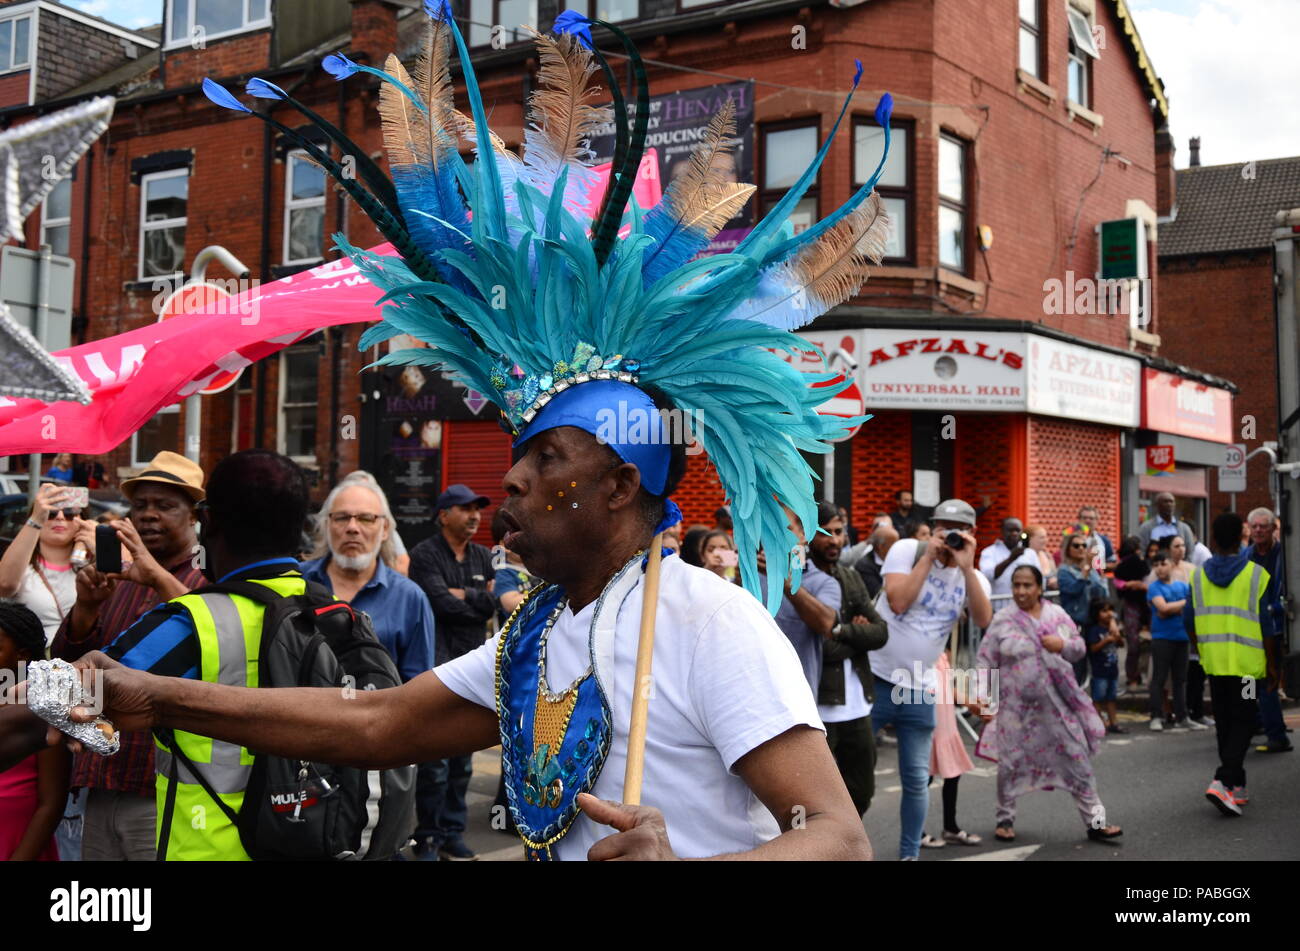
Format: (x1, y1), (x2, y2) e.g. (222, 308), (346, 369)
(0, 0), (1235, 552)
(1156, 144), (1300, 518)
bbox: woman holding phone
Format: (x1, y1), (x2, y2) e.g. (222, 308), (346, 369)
(0, 483), (94, 649)
(975, 564), (1120, 844)
(700, 529), (739, 583)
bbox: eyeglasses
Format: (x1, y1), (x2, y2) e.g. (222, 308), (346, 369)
(1069, 542), (1087, 549)
(329, 512), (383, 526)
(49, 509), (82, 520)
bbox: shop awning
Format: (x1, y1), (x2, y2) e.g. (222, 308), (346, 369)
(1139, 468), (1208, 498)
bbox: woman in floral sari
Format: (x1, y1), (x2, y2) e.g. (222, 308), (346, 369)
(975, 565), (1122, 843)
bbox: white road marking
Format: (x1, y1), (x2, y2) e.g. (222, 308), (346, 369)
(950, 844), (1042, 861)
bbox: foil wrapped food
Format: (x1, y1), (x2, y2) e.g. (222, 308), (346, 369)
(24, 659), (119, 756)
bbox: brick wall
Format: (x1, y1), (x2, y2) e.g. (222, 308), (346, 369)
(37, 11), (140, 101)
(164, 32), (271, 89)
(850, 411), (910, 526)
(1026, 415), (1121, 545)
(0, 69), (28, 107)
(1157, 251), (1273, 516)
(675, 450), (727, 528)
(953, 413), (1025, 549)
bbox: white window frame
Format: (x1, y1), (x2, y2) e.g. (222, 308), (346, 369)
(282, 150), (326, 266)
(130, 405), (181, 467)
(40, 177), (71, 255)
(1018, 0), (1041, 79)
(138, 167), (189, 282)
(165, 0), (272, 50)
(1066, 6), (1099, 108)
(277, 335), (320, 463)
(0, 11), (33, 74)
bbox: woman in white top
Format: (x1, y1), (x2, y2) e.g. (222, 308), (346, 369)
(1166, 535), (1193, 584)
(1025, 524), (1058, 590)
(0, 484), (94, 649)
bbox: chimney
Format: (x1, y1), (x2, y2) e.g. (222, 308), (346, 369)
(349, 0), (400, 68)
(1189, 136), (1201, 168)
(1155, 124), (1176, 216)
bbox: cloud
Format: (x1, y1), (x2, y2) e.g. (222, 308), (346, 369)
(65, 0), (161, 28)
(1128, 0), (1300, 167)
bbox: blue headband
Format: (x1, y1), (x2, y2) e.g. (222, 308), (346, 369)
(512, 380), (671, 495)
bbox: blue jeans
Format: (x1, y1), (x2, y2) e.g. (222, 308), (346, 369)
(415, 755), (472, 847)
(872, 676), (936, 859)
(55, 788), (85, 861)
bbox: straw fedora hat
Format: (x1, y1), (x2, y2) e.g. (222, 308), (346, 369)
(120, 450), (206, 503)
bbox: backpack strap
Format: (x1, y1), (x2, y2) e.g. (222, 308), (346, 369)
(154, 728), (242, 828)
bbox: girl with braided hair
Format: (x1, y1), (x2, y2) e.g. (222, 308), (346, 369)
(0, 599), (68, 860)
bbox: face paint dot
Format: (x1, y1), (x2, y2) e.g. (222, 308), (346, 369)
(546, 505), (553, 511)
(571, 502), (578, 509)
(557, 491), (564, 497)
(570, 482), (577, 488)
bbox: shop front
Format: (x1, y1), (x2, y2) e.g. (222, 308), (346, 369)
(1127, 368), (1235, 542)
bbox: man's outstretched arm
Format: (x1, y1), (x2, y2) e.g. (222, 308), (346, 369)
(72, 652), (499, 769)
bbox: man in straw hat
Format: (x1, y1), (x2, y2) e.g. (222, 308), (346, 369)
(48, 450), (206, 860)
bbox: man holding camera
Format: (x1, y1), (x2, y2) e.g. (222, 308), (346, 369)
(979, 517), (1040, 600)
(868, 499), (992, 861)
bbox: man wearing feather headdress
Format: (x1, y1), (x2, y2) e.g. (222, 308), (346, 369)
(37, 2), (899, 860)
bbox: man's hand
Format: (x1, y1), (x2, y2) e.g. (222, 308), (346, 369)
(578, 793), (679, 861)
(107, 520), (162, 587)
(74, 565), (117, 607)
(65, 652), (163, 737)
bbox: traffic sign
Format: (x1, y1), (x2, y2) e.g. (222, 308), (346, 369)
(811, 375), (865, 442)
(1218, 443), (1247, 494)
(157, 283), (242, 395)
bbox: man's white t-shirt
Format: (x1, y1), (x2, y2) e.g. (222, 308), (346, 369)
(435, 555), (822, 860)
(977, 539), (1040, 598)
(817, 658), (871, 723)
(868, 538), (991, 692)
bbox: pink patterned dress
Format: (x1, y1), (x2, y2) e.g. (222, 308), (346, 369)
(930, 651), (974, 779)
(975, 602), (1108, 826)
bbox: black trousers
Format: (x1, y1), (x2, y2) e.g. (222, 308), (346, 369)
(825, 715), (875, 816)
(1149, 639), (1189, 722)
(1186, 659), (1207, 720)
(1208, 675), (1258, 789)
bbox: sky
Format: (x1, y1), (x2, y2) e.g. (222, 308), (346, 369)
(64, 0), (1297, 169)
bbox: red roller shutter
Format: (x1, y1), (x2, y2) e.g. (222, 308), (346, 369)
(442, 420), (515, 548)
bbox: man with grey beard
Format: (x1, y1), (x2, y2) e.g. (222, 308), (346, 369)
(300, 476), (435, 683)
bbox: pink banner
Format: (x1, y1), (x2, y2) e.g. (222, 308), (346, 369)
(0, 246), (397, 455)
(580, 148), (663, 221)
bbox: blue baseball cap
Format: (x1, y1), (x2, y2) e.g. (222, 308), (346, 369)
(436, 483), (490, 511)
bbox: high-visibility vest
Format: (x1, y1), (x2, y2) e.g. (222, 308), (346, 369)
(1190, 561), (1268, 680)
(154, 573), (307, 861)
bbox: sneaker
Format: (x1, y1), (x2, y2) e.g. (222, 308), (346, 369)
(1200, 716), (1215, 727)
(942, 829), (982, 845)
(1190, 716), (1214, 728)
(919, 833), (947, 848)
(1148, 718), (1164, 732)
(1230, 786), (1249, 805)
(438, 837), (479, 861)
(1185, 718), (1209, 731)
(1166, 720), (1189, 733)
(1205, 780), (1243, 817)
(1255, 738), (1294, 753)
(900, 855), (919, 861)
(411, 838), (443, 862)
(1106, 724), (1128, 734)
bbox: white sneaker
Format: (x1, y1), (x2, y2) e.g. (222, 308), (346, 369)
(1166, 720), (1189, 733)
(1186, 718), (1209, 731)
(1206, 780), (1243, 816)
(1149, 718), (1164, 731)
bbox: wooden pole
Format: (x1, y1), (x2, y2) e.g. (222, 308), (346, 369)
(622, 531), (664, 806)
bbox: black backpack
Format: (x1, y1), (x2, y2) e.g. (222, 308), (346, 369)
(156, 578), (416, 861)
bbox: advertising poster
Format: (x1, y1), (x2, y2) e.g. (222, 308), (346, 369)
(588, 80), (755, 253)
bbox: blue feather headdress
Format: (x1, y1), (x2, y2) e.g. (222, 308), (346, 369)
(203, 1), (893, 614)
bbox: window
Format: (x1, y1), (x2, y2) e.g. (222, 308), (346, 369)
(283, 151), (325, 265)
(139, 169), (188, 280)
(0, 13), (31, 73)
(564, 0), (637, 22)
(1067, 7), (1099, 108)
(279, 338), (319, 461)
(41, 178), (72, 257)
(760, 121), (819, 236)
(465, 0), (537, 47)
(853, 117), (911, 263)
(680, 0), (725, 7)
(131, 406), (180, 467)
(167, 0), (272, 47)
(938, 134), (968, 273)
(1018, 0), (1042, 78)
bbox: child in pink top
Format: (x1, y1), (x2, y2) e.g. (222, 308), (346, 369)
(920, 651), (982, 847)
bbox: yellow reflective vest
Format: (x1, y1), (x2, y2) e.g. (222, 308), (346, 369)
(1189, 561), (1268, 680)
(154, 573), (307, 861)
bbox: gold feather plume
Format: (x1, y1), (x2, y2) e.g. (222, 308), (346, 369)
(522, 29), (610, 179)
(664, 99), (754, 237)
(379, 54), (427, 167)
(785, 191), (890, 308)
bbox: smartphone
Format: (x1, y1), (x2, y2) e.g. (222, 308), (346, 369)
(95, 523), (121, 574)
(66, 486), (89, 511)
(719, 550), (739, 567)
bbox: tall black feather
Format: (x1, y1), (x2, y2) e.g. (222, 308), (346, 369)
(587, 19), (648, 268)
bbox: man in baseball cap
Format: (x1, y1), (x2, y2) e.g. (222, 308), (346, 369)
(865, 495), (992, 861)
(407, 483), (494, 861)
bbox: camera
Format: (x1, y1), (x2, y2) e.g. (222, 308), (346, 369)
(944, 530), (966, 550)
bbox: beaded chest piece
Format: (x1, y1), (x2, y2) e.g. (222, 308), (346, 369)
(496, 584), (613, 861)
